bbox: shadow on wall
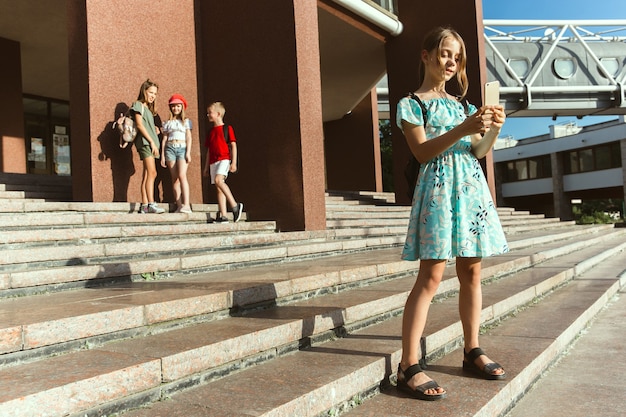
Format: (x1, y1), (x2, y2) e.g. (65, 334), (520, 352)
(97, 102), (135, 202)
(96, 103), (173, 203)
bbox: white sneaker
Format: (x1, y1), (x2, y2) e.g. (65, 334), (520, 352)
(147, 203), (165, 214)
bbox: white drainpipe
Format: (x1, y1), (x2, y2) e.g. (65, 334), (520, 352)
(331, 0), (403, 36)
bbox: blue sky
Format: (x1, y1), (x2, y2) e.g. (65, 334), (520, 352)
(482, 0), (626, 139)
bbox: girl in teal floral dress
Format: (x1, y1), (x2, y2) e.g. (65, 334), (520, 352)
(395, 26), (509, 401)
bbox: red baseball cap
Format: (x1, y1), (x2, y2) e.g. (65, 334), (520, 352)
(168, 93), (187, 109)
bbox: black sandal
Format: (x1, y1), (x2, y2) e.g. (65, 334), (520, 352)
(396, 364), (447, 401)
(463, 347), (506, 380)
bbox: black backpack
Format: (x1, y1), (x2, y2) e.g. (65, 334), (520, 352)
(222, 124), (238, 173)
(403, 93), (469, 199)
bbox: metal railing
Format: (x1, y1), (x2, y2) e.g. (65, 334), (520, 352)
(484, 20), (626, 116)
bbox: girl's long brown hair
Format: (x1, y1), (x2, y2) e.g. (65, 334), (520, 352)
(137, 79), (159, 115)
(419, 26), (469, 99)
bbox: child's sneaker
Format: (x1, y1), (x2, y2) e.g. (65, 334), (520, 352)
(138, 204), (148, 214)
(232, 202), (244, 223)
(180, 207), (192, 214)
(147, 203), (165, 214)
(215, 215), (229, 223)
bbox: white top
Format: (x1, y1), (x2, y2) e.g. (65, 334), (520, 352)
(162, 118), (192, 141)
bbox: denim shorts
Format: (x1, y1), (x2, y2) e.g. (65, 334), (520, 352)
(165, 145), (187, 162)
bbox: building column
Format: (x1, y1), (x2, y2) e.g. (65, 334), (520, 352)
(0, 37), (26, 174)
(386, 0), (493, 205)
(324, 89), (382, 192)
(551, 152), (572, 220)
(67, 0), (202, 203)
(199, 0), (326, 231)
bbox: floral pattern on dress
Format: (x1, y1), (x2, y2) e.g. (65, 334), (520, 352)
(397, 97), (509, 260)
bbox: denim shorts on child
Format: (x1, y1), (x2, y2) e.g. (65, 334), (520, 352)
(210, 159), (231, 184)
(165, 144), (187, 162)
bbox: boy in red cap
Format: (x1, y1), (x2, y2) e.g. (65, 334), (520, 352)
(203, 101), (243, 223)
(161, 93), (193, 213)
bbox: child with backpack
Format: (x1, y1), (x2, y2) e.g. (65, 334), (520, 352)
(395, 26), (508, 401)
(132, 79), (165, 214)
(161, 94), (193, 213)
(202, 101), (243, 223)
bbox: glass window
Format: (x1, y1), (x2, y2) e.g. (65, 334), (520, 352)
(507, 58), (530, 79)
(505, 162), (516, 181)
(528, 158), (538, 179)
(23, 95), (71, 176)
(595, 146), (611, 170)
(598, 57), (620, 78)
(553, 58), (576, 79)
(568, 151), (579, 173)
(541, 155), (552, 177)
(515, 160), (528, 180)
(51, 102), (70, 119)
(23, 97), (47, 116)
(610, 142), (622, 168)
(579, 148), (594, 172)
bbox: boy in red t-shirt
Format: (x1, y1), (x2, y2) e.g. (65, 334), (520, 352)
(202, 101), (243, 223)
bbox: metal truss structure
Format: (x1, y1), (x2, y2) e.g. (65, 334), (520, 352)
(484, 20), (626, 118)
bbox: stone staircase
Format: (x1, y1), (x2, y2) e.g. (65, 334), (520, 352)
(0, 188), (624, 416)
(0, 173), (72, 202)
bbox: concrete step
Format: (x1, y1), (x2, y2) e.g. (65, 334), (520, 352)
(0, 173), (72, 202)
(0, 190), (27, 199)
(0, 201), (439, 295)
(99, 229), (626, 417)
(0, 227), (623, 416)
(337, 245), (626, 417)
(503, 290), (626, 417)
(0, 198), (568, 297)
(0, 226), (614, 358)
(326, 190), (397, 205)
(0, 201), (225, 215)
(0, 219), (608, 298)
(326, 209), (411, 219)
(0, 228), (402, 296)
(0, 192), (618, 417)
(0, 219), (274, 246)
(326, 216), (570, 231)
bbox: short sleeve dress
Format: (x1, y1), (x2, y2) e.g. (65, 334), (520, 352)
(131, 101), (159, 150)
(396, 96), (509, 261)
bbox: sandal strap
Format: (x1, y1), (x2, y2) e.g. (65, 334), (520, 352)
(398, 363), (423, 382)
(416, 380), (441, 393)
(483, 362), (503, 374)
(464, 347), (486, 362)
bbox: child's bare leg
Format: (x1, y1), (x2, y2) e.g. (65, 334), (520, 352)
(167, 161), (181, 209)
(141, 168), (149, 204)
(214, 174), (237, 215)
(142, 157), (157, 203)
(457, 257), (504, 376)
(216, 186), (227, 217)
(178, 160), (190, 208)
(400, 259), (446, 395)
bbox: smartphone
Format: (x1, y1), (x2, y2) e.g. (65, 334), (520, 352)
(483, 81), (500, 106)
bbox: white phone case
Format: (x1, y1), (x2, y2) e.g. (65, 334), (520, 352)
(484, 81), (500, 106)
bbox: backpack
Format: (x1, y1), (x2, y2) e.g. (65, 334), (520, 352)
(223, 124), (238, 173)
(114, 104), (143, 144)
(403, 93), (469, 199)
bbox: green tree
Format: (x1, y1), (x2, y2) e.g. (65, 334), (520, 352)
(379, 119), (394, 192)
